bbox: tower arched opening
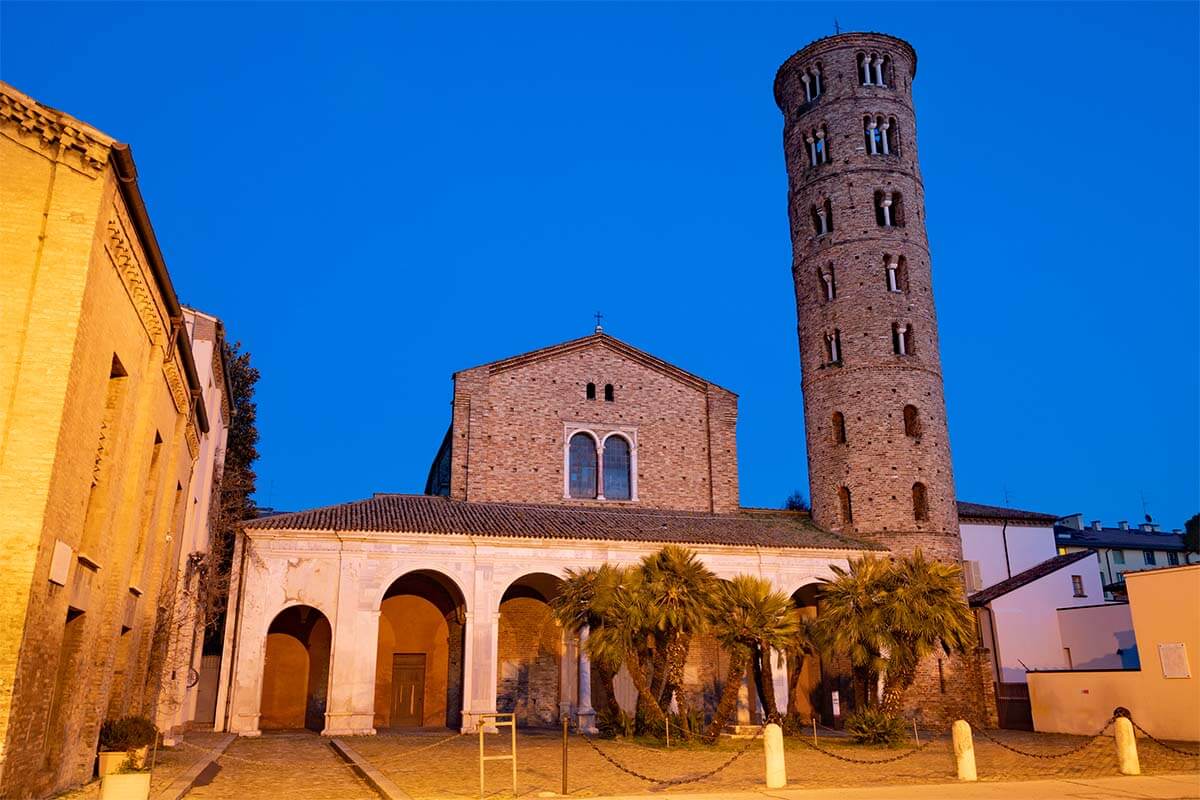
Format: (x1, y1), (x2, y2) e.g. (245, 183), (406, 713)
(375, 570), (466, 729)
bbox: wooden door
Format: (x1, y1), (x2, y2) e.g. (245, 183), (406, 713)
(391, 653), (426, 726)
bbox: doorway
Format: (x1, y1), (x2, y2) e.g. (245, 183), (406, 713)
(391, 654), (426, 726)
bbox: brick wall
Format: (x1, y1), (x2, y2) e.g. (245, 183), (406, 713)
(447, 335), (739, 513)
(0, 83), (200, 798)
(497, 597), (561, 727)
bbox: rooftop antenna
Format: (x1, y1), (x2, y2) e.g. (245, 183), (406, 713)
(834, 18), (841, 34)
(593, 311), (604, 334)
(1141, 493), (1152, 523)
(1003, 485), (1011, 506)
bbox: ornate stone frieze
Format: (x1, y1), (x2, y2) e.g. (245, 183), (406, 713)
(104, 205), (167, 345)
(161, 359), (189, 416)
(184, 421), (200, 460)
(0, 87), (110, 175)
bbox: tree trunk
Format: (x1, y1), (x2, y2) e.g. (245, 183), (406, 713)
(661, 632), (693, 725)
(880, 655), (917, 715)
(786, 651), (807, 720)
(852, 665), (874, 710)
(757, 639), (780, 722)
(648, 634), (668, 704)
(593, 660), (623, 724)
(704, 648), (748, 741)
(625, 647), (666, 732)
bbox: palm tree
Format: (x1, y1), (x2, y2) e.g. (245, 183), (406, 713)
(637, 545), (716, 725)
(586, 568), (668, 731)
(812, 555), (892, 709)
(703, 576), (799, 739)
(878, 550), (975, 714)
(550, 565), (624, 724)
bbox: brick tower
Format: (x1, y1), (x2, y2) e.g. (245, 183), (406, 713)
(776, 34), (993, 724)
(775, 33), (959, 562)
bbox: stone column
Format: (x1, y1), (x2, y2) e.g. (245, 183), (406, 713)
(873, 55), (885, 86)
(880, 120), (891, 155)
(462, 609), (501, 732)
(323, 600), (379, 736)
(576, 626), (598, 734)
(800, 72), (812, 102)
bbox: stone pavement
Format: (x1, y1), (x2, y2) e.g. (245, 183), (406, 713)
(588, 772), (1200, 799)
(182, 731), (376, 800)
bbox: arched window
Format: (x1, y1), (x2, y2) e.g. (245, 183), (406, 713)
(806, 125), (830, 167)
(824, 329), (843, 365)
(832, 411), (847, 444)
(604, 384), (614, 402)
(892, 323), (914, 356)
(903, 405), (921, 438)
(586, 382), (596, 401)
(602, 436), (631, 500)
(818, 264), (836, 302)
(568, 434), (597, 499)
(811, 198), (833, 236)
(839, 486), (854, 525)
(884, 254), (907, 293)
(799, 62), (823, 103)
(912, 482), (929, 521)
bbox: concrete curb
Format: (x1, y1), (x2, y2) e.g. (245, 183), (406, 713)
(330, 738), (414, 800)
(156, 733), (235, 800)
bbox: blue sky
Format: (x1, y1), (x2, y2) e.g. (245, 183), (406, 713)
(4, 3), (1197, 528)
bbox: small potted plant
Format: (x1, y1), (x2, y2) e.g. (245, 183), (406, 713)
(99, 754), (151, 800)
(97, 716), (157, 776)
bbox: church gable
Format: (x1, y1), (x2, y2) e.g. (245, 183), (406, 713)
(444, 334), (739, 513)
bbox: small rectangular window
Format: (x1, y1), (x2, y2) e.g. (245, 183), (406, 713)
(1168, 551), (1180, 566)
(1112, 549), (1125, 565)
(1071, 575), (1086, 597)
(1143, 550), (1156, 565)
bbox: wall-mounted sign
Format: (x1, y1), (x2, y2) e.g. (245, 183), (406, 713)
(1158, 643), (1190, 679)
(831, 690), (841, 717)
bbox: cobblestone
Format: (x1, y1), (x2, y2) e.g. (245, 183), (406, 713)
(184, 731), (375, 800)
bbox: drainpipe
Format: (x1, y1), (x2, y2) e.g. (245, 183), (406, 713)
(1000, 519), (1012, 579)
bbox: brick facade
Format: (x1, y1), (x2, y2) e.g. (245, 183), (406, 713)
(0, 82), (209, 797)
(445, 334), (739, 514)
(776, 35), (994, 726)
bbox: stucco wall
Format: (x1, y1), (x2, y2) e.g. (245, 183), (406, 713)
(1029, 564), (1199, 741)
(1057, 604), (1133, 671)
(960, 522), (1057, 590)
(987, 553), (1104, 681)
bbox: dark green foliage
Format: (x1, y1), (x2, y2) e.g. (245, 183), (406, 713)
(1185, 514), (1199, 553)
(98, 716), (157, 752)
(844, 707), (907, 745)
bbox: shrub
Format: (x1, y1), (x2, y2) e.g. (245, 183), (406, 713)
(844, 708), (907, 745)
(99, 716), (158, 752)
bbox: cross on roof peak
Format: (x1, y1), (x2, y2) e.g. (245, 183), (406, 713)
(594, 311), (604, 334)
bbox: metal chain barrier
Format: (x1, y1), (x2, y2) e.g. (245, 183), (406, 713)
(798, 730), (947, 764)
(968, 717), (1114, 760)
(579, 727), (762, 787)
(1128, 719), (1200, 758)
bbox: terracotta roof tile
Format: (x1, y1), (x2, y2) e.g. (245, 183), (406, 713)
(956, 501), (1058, 524)
(244, 494), (883, 552)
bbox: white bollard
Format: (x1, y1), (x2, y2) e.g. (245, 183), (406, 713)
(952, 720), (977, 782)
(1114, 716), (1141, 775)
(764, 722), (786, 789)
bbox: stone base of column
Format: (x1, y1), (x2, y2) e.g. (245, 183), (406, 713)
(323, 712), (376, 737)
(461, 712), (500, 734)
(576, 708), (598, 735)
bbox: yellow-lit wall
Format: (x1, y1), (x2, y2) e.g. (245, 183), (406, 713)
(374, 595), (449, 727)
(0, 82), (201, 797)
(1029, 564), (1200, 741)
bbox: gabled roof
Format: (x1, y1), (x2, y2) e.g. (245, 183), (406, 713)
(956, 501), (1058, 524)
(1054, 525), (1190, 552)
(967, 550), (1094, 607)
(242, 494), (882, 552)
(456, 332), (733, 395)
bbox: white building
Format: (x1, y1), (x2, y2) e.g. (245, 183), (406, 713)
(1054, 515), (1199, 600)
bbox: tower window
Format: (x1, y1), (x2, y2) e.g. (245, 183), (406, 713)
(903, 404), (921, 438)
(892, 323), (915, 356)
(832, 411), (847, 444)
(800, 62), (823, 103)
(806, 125), (830, 167)
(839, 486), (854, 525)
(912, 482), (929, 521)
(568, 433), (598, 499)
(874, 191), (904, 227)
(586, 382), (596, 400)
(824, 329), (843, 366)
(884, 254), (907, 292)
(811, 198), (833, 236)
(864, 115), (898, 156)
(604, 384), (614, 402)
(858, 52), (892, 87)
(602, 435), (631, 500)
(818, 264), (836, 302)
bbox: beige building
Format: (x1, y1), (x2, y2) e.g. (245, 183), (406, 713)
(0, 82), (222, 797)
(1028, 563), (1200, 741)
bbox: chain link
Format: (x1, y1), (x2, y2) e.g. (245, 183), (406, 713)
(1128, 719), (1200, 758)
(579, 728), (761, 786)
(968, 717), (1114, 760)
(798, 732), (946, 764)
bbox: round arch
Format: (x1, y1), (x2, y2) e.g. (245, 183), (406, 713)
(497, 572), (567, 728)
(260, 604), (332, 732)
(786, 581), (825, 724)
(375, 569), (467, 730)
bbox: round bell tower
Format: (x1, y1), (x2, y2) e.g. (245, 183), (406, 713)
(775, 33), (960, 564)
